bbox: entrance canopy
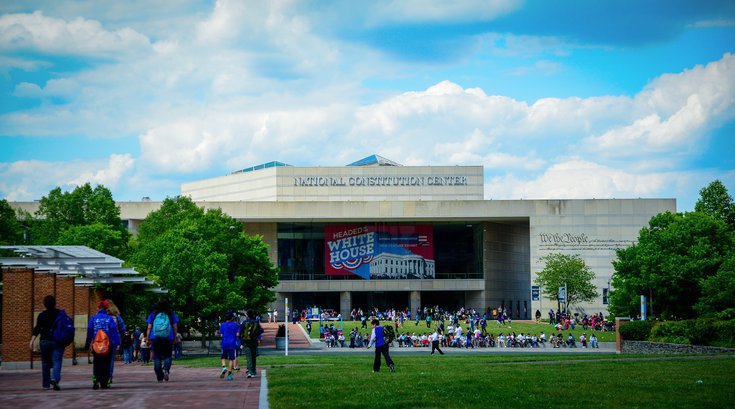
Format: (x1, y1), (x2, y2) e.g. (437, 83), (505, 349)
(0, 245), (166, 293)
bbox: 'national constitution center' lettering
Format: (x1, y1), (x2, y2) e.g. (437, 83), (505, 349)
(293, 175), (468, 187)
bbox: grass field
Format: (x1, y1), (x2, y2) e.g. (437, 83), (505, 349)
(181, 353), (735, 409)
(300, 318), (617, 343)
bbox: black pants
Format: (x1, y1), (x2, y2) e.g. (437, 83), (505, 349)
(431, 340), (444, 355)
(92, 352), (112, 387)
(373, 344), (394, 372)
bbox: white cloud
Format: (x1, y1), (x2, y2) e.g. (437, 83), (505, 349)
(0, 11), (151, 57)
(369, 0), (521, 24)
(0, 155), (133, 201)
(586, 53), (735, 157)
(486, 159), (669, 200)
(68, 154), (134, 187)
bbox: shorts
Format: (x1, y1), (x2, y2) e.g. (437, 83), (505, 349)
(220, 348), (236, 361)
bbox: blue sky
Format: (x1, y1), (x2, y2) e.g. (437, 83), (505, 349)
(1, 1), (734, 211)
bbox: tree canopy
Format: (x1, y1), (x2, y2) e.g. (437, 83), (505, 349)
(0, 199), (23, 245)
(131, 196), (278, 337)
(535, 253), (599, 311)
(31, 183), (129, 257)
(695, 180), (735, 228)
(610, 211), (732, 319)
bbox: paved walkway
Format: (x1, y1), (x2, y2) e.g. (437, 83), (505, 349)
(0, 322), (616, 408)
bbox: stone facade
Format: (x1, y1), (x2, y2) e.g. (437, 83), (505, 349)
(622, 340), (735, 354)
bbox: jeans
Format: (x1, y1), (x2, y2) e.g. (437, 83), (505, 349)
(373, 344), (394, 372)
(243, 343), (258, 375)
(152, 338), (173, 381)
(92, 352), (112, 387)
(123, 346), (133, 363)
(40, 340), (64, 388)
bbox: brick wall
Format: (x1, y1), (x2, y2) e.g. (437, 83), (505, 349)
(1, 267), (96, 368)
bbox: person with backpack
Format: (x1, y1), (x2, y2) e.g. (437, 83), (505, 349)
(239, 309), (264, 378)
(145, 299), (179, 383)
(367, 319), (395, 373)
(29, 295), (71, 391)
(84, 300), (121, 390)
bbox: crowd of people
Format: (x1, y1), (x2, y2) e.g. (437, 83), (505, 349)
(310, 305), (606, 351)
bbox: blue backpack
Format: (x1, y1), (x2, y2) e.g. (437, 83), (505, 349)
(153, 312), (171, 338)
(51, 309), (75, 347)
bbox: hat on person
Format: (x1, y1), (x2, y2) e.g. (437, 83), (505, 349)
(225, 311), (235, 319)
(98, 300), (110, 310)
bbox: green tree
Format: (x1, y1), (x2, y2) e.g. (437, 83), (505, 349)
(57, 223), (128, 259)
(610, 211), (732, 320)
(131, 196), (278, 343)
(33, 183), (129, 247)
(535, 253), (598, 311)
(695, 180), (735, 228)
(694, 254), (735, 315)
(0, 199), (24, 245)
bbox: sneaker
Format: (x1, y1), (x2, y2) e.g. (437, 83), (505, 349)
(93, 381), (99, 390)
(247, 373), (254, 378)
(164, 370), (170, 382)
(233, 367), (241, 372)
(389, 364), (395, 373)
(50, 380), (60, 391)
(219, 367), (227, 378)
(226, 373), (234, 381)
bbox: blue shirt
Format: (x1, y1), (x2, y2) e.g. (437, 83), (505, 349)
(219, 321), (240, 350)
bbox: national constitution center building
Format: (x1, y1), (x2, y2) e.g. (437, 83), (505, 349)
(116, 155), (674, 319)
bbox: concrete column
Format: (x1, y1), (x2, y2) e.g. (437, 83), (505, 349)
(410, 291), (421, 314)
(339, 291), (352, 318)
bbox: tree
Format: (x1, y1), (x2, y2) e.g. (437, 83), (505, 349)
(694, 254), (735, 316)
(610, 211), (732, 320)
(57, 223), (128, 259)
(695, 180), (735, 228)
(131, 196), (278, 343)
(535, 253), (598, 311)
(0, 199), (24, 245)
(33, 183), (129, 247)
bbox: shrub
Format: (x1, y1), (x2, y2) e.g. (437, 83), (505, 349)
(619, 320), (654, 341)
(650, 320), (694, 344)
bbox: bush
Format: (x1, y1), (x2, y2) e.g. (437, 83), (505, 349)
(650, 320), (694, 344)
(619, 320), (655, 341)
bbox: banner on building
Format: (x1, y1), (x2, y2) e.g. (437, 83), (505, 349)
(324, 224), (434, 280)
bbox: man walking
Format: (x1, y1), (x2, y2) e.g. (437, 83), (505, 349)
(368, 319), (395, 373)
(430, 329), (444, 355)
(240, 309), (264, 378)
(29, 295), (67, 391)
(146, 299), (179, 383)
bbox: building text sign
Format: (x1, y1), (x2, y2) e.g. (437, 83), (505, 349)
(538, 232), (634, 252)
(294, 175), (468, 187)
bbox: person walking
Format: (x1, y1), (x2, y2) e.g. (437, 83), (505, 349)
(430, 329), (444, 355)
(239, 309), (264, 378)
(84, 300), (121, 390)
(29, 295), (67, 391)
(218, 311), (240, 381)
(106, 299), (126, 385)
(368, 319), (395, 373)
(145, 299), (179, 383)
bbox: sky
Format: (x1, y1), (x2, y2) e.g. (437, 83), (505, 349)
(1, 1), (734, 212)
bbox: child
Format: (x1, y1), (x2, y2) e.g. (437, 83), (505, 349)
(218, 311), (240, 381)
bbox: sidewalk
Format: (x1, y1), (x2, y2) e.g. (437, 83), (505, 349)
(0, 362), (266, 409)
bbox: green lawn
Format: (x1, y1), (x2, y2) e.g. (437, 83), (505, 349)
(301, 318), (617, 343)
(180, 354), (735, 408)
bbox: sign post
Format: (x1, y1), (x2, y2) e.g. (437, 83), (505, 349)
(640, 295), (646, 321)
(285, 298), (289, 356)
